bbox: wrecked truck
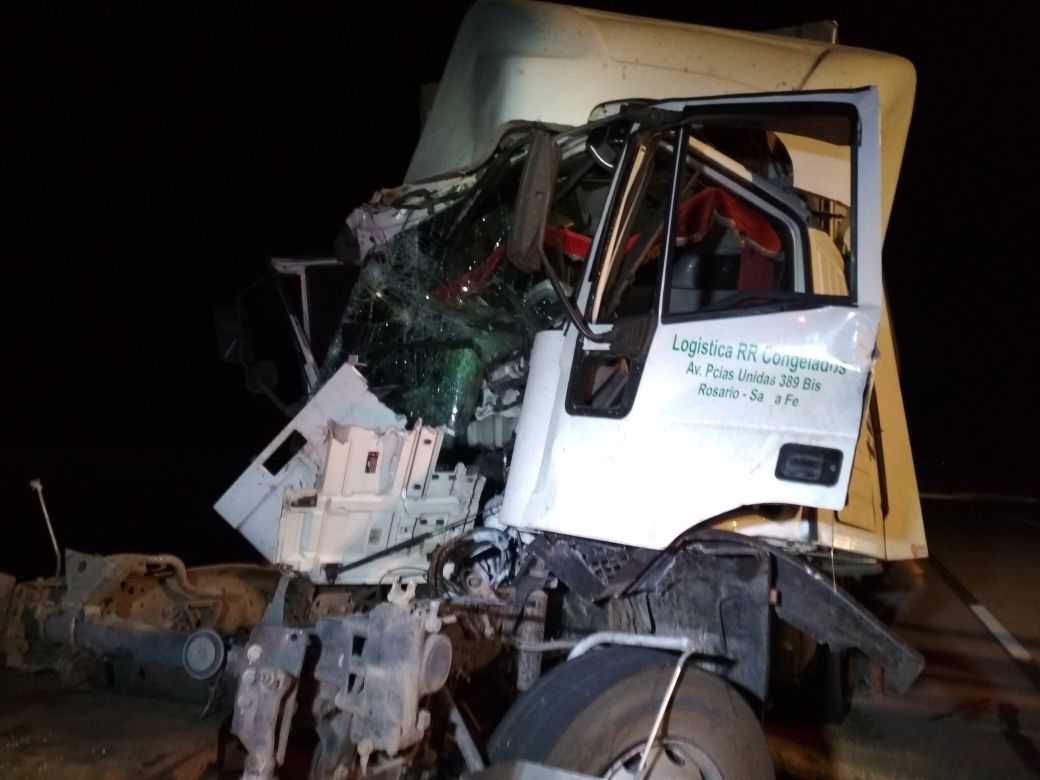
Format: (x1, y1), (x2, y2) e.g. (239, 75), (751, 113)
(1, 2), (928, 778)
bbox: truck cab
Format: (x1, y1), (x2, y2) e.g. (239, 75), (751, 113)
(2, 3), (927, 779)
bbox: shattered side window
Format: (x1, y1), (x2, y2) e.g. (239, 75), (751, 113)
(324, 133), (608, 445)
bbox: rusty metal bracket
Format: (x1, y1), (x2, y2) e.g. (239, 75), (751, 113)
(230, 625), (309, 780)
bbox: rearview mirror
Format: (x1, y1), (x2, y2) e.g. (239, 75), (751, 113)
(507, 130), (561, 274)
(507, 130), (611, 343)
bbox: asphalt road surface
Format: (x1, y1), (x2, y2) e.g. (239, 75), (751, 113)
(770, 498), (1040, 779)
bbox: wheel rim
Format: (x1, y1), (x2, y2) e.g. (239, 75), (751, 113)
(603, 740), (724, 780)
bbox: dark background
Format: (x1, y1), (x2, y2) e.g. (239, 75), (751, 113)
(2, 2), (1036, 581)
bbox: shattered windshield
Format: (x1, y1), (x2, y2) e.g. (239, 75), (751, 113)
(320, 131), (610, 443)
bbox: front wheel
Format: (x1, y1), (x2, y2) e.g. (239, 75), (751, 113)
(488, 647), (774, 780)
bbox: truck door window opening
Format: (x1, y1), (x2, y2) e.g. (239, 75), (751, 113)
(659, 110), (857, 322)
(569, 106), (860, 417)
(586, 125), (810, 328)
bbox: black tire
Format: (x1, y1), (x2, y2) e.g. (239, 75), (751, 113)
(488, 647), (774, 780)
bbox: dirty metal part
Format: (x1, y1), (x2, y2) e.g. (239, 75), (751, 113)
(343, 602), (451, 757)
(463, 760), (599, 780)
(627, 543), (773, 700)
(434, 602), (511, 683)
(311, 586), (360, 619)
(312, 601), (459, 776)
(260, 574), (292, 627)
(526, 537), (603, 597)
(65, 550), (222, 609)
(230, 624), (309, 780)
(566, 632), (697, 661)
(117, 553), (224, 603)
(0, 572), (15, 631)
(5, 552), (274, 683)
(310, 617), (359, 780)
(62, 550), (131, 611)
(311, 688), (354, 780)
(241, 597), (457, 779)
(515, 590), (547, 692)
(387, 578), (418, 606)
(526, 536), (655, 601)
(41, 611), (226, 679)
(229, 576), (308, 779)
(443, 689), (486, 772)
(430, 528), (515, 599)
(771, 543), (923, 692)
(507, 568), (551, 616)
(1, 578), (63, 670)
(182, 629), (227, 679)
(506, 638), (577, 654)
(633, 647), (698, 780)
(188, 564), (284, 635)
(62, 550), (228, 638)
(640, 531), (921, 692)
(674, 530), (924, 693)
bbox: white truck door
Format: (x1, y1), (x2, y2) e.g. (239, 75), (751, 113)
(503, 89), (884, 550)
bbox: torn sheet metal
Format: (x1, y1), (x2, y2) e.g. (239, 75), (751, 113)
(346, 174), (477, 264)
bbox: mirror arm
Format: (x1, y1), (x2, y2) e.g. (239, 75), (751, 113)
(541, 256), (611, 343)
(272, 272), (322, 393)
(509, 128), (611, 343)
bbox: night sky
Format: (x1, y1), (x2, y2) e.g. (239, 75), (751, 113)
(2, 2), (1036, 581)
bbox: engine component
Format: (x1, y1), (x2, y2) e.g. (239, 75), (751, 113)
(230, 625), (309, 780)
(429, 528), (515, 598)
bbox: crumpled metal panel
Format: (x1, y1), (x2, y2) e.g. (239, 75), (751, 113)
(275, 423), (485, 585)
(214, 364), (405, 560)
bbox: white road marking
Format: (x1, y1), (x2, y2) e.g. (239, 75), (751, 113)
(968, 604), (1035, 663)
